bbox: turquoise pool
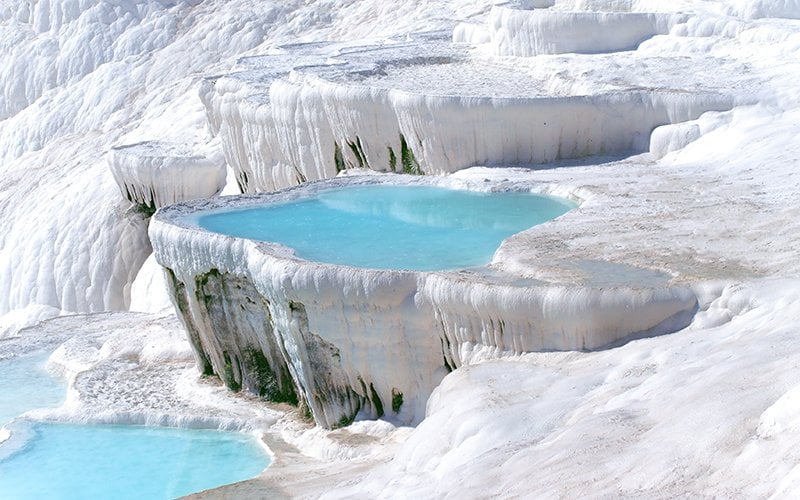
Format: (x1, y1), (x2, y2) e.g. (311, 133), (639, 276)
(0, 353), (270, 499)
(0, 351), (65, 426)
(0, 423), (269, 500)
(194, 185), (575, 271)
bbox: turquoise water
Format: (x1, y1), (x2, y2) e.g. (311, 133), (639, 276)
(0, 354), (270, 499)
(195, 186), (575, 271)
(0, 352), (65, 425)
(0, 423), (270, 500)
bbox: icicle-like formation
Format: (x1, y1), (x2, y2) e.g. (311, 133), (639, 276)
(108, 141), (226, 212)
(202, 35), (738, 194)
(487, 7), (687, 56)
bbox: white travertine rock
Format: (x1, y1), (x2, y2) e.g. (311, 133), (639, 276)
(729, 0), (800, 19)
(108, 141), (226, 211)
(150, 176), (698, 428)
(487, 7), (686, 56)
(6, 0), (800, 495)
(129, 255), (172, 314)
(204, 39), (736, 194)
(648, 110), (732, 158)
(452, 22), (491, 44)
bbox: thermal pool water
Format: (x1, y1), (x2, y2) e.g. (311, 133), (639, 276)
(0, 352), (65, 426)
(0, 423), (269, 499)
(194, 185), (575, 271)
(0, 353), (270, 499)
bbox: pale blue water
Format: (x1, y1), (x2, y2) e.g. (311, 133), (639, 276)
(0, 352), (65, 426)
(195, 186), (575, 271)
(0, 354), (270, 499)
(0, 423), (270, 500)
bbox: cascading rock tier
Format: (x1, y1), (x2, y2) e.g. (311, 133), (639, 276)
(150, 175), (699, 429)
(108, 141), (227, 214)
(203, 32), (739, 194)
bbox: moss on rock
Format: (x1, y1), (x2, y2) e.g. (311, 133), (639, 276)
(391, 389), (403, 413)
(370, 383), (384, 418)
(242, 347), (298, 405)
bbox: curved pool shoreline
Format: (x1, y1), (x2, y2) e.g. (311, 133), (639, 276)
(0, 327), (274, 499)
(188, 184), (576, 272)
(0, 421), (271, 500)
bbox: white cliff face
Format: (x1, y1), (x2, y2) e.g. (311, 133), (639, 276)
(0, 0), (277, 322)
(0, 157), (152, 315)
(203, 34), (741, 194)
(129, 255), (172, 314)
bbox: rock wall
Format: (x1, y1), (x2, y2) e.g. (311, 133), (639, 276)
(209, 78), (732, 193)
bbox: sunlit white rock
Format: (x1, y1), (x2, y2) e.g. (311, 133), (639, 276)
(108, 141), (226, 211)
(487, 6), (686, 56)
(205, 39), (736, 193)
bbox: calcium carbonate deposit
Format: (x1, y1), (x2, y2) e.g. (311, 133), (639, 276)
(2, 0), (800, 497)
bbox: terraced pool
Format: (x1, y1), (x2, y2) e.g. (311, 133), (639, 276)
(0, 353), (270, 499)
(193, 185), (575, 271)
